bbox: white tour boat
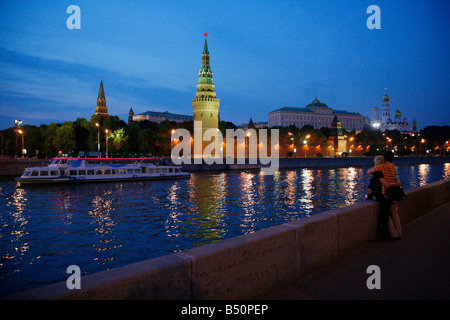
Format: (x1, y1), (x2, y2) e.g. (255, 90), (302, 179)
(16, 158), (190, 185)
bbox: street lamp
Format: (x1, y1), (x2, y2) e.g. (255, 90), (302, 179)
(18, 129), (24, 158)
(14, 120), (22, 159)
(288, 132), (295, 156)
(303, 134), (311, 157)
(95, 122), (100, 157)
(420, 139), (425, 157)
(105, 129), (109, 158)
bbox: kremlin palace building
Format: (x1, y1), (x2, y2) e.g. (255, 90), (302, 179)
(268, 97), (364, 131)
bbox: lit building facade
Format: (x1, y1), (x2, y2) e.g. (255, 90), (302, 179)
(268, 97), (364, 131)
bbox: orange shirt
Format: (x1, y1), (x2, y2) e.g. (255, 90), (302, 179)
(374, 162), (397, 194)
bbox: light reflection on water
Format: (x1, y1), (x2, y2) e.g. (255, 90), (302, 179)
(0, 163), (449, 295)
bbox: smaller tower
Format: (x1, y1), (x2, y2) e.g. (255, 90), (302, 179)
(328, 115), (347, 156)
(412, 114), (418, 133)
(95, 76), (109, 118)
(128, 107), (134, 123)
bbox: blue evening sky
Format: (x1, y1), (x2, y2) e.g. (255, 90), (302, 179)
(0, 0), (449, 130)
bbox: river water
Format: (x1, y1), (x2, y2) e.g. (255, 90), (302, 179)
(1, 162), (449, 295)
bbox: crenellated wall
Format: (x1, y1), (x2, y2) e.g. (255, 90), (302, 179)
(4, 179), (449, 300)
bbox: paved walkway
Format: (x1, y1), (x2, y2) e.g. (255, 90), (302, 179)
(262, 202), (450, 300)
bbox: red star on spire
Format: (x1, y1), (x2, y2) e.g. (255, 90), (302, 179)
(204, 32), (208, 37)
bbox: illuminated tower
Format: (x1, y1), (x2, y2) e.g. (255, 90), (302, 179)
(95, 76), (109, 118)
(328, 115), (347, 156)
(192, 33), (220, 157)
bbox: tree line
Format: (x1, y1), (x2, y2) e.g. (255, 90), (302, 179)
(1, 113), (448, 158)
(0, 114), (237, 158)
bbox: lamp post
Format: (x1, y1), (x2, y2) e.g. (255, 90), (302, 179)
(420, 139), (425, 157)
(18, 129), (24, 158)
(171, 129), (175, 154)
(14, 120), (22, 159)
(105, 129), (109, 158)
(288, 132), (295, 156)
(95, 123), (100, 157)
(303, 134), (310, 157)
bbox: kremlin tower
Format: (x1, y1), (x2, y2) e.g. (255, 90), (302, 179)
(94, 77), (109, 118)
(192, 33), (220, 158)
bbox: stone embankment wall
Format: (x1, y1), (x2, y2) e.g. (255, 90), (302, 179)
(5, 179), (449, 300)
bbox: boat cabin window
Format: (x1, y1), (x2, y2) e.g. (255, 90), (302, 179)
(40, 171), (49, 176)
(127, 169), (134, 174)
(23, 170), (32, 177)
(79, 170), (86, 175)
(104, 169), (111, 175)
(31, 171), (38, 176)
(134, 169), (141, 174)
(51, 171), (58, 176)
(96, 170), (102, 175)
(70, 170), (77, 176)
(87, 170), (95, 175)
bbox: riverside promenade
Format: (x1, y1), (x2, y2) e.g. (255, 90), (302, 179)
(262, 201), (450, 300)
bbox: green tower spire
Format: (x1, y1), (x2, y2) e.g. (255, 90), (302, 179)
(98, 78), (106, 101)
(199, 35), (213, 85)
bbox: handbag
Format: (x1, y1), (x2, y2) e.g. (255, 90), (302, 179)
(385, 186), (407, 204)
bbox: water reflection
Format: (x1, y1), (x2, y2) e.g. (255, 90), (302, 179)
(185, 173), (227, 245)
(300, 169), (314, 215)
(418, 164), (430, 186)
(344, 167), (358, 206)
(443, 163), (450, 180)
(239, 172), (258, 233)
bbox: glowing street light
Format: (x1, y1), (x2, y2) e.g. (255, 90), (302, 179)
(105, 129), (109, 158)
(18, 129), (24, 158)
(95, 122), (100, 157)
(302, 135), (311, 157)
(14, 120), (22, 159)
(420, 138), (426, 157)
(288, 132), (295, 156)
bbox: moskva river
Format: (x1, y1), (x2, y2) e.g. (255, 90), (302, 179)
(1, 162), (449, 295)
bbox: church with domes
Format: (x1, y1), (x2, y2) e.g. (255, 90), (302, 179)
(370, 90), (417, 134)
